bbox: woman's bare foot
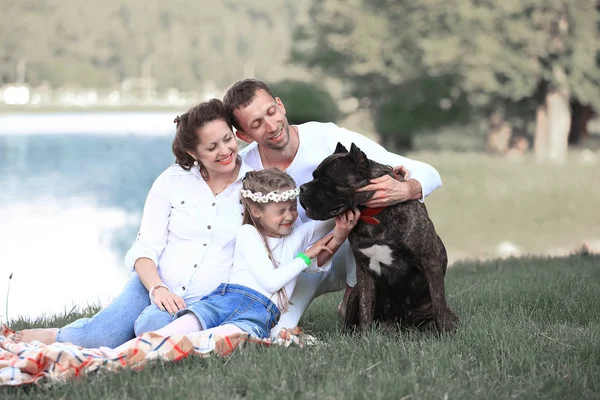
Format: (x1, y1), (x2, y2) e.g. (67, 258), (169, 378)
(14, 328), (59, 345)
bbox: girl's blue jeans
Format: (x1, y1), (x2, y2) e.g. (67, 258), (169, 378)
(56, 275), (175, 348)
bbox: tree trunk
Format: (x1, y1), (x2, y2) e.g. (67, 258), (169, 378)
(486, 112), (512, 154)
(546, 91), (571, 164)
(534, 105), (548, 163)
(569, 101), (594, 145)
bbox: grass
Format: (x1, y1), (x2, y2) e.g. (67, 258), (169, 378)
(4, 253), (599, 399)
(411, 150), (600, 261)
(1, 127), (598, 397)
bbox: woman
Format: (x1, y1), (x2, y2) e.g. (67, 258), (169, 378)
(15, 99), (253, 348)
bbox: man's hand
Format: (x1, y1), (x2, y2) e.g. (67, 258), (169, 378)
(356, 167), (422, 208)
(152, 288), (186, 316)
(393, 165), (411, 181)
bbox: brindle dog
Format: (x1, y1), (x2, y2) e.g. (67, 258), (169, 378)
(299, 143), (458, 333)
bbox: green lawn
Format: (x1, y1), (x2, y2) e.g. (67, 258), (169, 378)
(411, 150), (600, 262)
(5, 254), (599, 399)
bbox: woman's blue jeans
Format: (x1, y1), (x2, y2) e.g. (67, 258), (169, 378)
(56, 275), (175, 348)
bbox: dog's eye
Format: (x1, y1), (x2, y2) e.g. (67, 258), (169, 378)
(320, 176), (331, 184)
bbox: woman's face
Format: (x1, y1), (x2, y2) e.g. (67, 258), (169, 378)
(192, 119), (238, 176)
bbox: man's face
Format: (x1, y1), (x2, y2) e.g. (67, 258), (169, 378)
(233, 89), (291, 150)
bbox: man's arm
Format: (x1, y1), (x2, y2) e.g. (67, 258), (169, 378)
(331, 124), (442, 203)
(356, 175), (423, 208)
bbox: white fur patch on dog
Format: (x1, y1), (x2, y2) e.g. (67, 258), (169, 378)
(359, 245), (393, 275)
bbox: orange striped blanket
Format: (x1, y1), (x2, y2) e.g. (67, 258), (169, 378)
(0, 325), (316, 386)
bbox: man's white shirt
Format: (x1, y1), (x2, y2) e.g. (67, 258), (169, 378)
(240, 122), (442, 222)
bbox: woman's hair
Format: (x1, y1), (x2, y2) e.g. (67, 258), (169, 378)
(241, 168), (297, 312)
(172, 99), (232, 172)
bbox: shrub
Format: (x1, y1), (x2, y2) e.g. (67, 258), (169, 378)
(269, 80), (340, 124)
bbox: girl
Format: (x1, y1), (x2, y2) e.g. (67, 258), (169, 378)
(104, 168), (359, 354)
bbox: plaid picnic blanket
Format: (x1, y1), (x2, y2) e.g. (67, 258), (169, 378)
(0, 325), (317, 387)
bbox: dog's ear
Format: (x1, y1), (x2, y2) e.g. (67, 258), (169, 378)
(334, 142), (348, 154)
(349, 143), (370, 168)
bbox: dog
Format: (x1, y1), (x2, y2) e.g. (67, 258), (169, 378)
(299, 143), (458, 333)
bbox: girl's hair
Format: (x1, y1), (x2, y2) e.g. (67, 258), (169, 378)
(172, 99), (232, 173)
(241, 168), (297, 312)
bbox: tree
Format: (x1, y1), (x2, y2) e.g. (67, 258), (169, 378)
(291, 0), (472, 150)
(410, 0), (600, 163)
(293, 0), (600, 160)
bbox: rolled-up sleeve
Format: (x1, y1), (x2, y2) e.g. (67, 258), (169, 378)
(334, 125), (442, 201)
(124, 187), (171, 271)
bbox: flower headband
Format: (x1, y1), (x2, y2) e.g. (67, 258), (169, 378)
(240, 188), (300, 203)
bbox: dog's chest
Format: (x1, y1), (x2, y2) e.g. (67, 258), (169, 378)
(349, 215), (416, 282)
(355, 244), (394, 275)
(349, 224), (399, 277)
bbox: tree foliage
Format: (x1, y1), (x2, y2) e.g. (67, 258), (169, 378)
(0, 0), (311, 89)
(293, 0), (600, 148)
(410, 0), (600, 112)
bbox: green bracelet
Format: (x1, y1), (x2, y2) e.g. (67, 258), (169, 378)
(296, 252), (311, 266)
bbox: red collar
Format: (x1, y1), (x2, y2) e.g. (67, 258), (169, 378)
(357, 168), (398, 225)
(359, 206), (386, 225)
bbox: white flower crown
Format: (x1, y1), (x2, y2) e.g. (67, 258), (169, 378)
(240, 187), (300, 203)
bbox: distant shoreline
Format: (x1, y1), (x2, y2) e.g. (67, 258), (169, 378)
(0, 111), (180, 135)
(0, 105), (185, 115)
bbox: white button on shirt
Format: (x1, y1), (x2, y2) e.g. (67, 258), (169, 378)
(124, 161), (253, 304)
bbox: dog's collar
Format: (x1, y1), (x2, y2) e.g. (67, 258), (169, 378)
(357, 168), (399, 225)
(358, 206), (386, 225)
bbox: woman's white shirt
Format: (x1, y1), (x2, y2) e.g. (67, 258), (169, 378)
(229, 219), (335, 310)
(124, 161), (253, 303)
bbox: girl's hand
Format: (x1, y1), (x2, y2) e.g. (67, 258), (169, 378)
(304, 232), (334, 259)
(333, 207), (360, 241)
(152, 288), (187, 316)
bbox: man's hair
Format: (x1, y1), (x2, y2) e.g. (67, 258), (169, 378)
(223, 79), (276, 130)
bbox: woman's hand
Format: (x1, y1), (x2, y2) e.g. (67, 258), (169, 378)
(152, 288), (187, 315)
(304, 232), (335, 260)
(333, 207), (360, 241)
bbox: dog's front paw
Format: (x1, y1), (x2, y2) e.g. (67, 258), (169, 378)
(343, 289), (360, 331)
(434, 309), (459, 333)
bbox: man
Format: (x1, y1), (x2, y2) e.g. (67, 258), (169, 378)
(223, 79), (442, 335)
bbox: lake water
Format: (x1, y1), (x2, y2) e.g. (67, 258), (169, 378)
(0, 112), (179, 320)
